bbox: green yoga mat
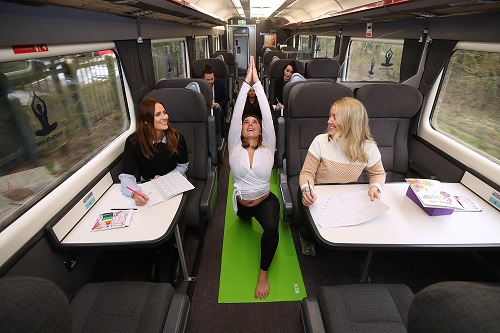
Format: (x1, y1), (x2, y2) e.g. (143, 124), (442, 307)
(218, 170), (307, 303)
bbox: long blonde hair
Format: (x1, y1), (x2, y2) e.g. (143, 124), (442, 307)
(329, 97), (374, 163)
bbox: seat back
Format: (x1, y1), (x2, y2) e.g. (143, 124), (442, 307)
(261, 50), (287, 80)
(287, 51), (312, 60)
(408, 281), (500, 333)
(0, 276), (72, 333)
(212, 50), (237, 78)
(305, 58), (340, 79)
(156, 78), (222, 164)
(144, 88), (217, 233)
(281, 81), (353, 224)
(355, 83), (423, 182)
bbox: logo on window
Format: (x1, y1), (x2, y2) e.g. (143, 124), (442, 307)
(381, 49), (394, 67)
(30, 91), (58, 137)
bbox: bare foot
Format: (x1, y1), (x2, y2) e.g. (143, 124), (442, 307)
(254, 269), (269, 299)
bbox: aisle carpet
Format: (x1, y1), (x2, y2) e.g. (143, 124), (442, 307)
(218, 170), (307, 303)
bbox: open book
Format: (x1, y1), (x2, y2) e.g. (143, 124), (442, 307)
(92, 210), (133, 231)
(138, 170), (194, 208)
(405, 178), (466, 210)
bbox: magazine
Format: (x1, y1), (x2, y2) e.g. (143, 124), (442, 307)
(91, 210), (133, 231)
(405, 178), (464, 210)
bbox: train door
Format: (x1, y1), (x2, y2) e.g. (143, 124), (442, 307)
(228, 25), (256, 77)
(233, 28), (249, 76)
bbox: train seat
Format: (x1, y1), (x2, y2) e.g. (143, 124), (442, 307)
(287, 51), (312, 60)
(145, 87), (217, 239)
(301, 281), (500, 333)
(355, 83), (423, 182)
(211, 50), (239, 98)
(278, 81), (353, 224)
(0, 276), (189, 333)
(156, 78), (223, 165)
(261, 50), (287, 82)
(305, 58), (340, 79)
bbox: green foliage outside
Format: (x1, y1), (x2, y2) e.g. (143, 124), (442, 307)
(433, 50), (500, 163)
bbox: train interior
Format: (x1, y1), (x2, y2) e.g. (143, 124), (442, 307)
(1, 0), (500, 332)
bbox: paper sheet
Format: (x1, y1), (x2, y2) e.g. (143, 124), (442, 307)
(308, 190), (390, 228)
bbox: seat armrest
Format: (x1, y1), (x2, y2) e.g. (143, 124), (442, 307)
(162, 294), (190, 333)
(301, 297), (327, 333)
(278, 159), (293, 224)
(200, 162), (217, 222)
(275, 116), (285, 168)
(207, 115), (218, 165)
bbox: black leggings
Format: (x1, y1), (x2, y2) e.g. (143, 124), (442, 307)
(236, 192), (280, 271)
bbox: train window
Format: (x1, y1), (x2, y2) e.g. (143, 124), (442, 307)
(343, 38), (403, 82)
(314, 36), (337, 58)
(195, 37), (209, 60)
(152, 40), (188, 80)
(0, 50), (127, 228)
(432, 49), (500, 165)
(298, 35), (311, 52)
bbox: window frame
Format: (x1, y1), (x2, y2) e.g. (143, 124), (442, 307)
(151, 38), (188, 80)
(0, 43), (135, 256)
(417, 41), (500, 185)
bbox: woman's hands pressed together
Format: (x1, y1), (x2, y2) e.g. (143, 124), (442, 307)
(245, 56), (260, 86)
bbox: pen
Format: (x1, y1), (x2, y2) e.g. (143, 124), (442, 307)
(276, 98), (281, 105)
(307, 180), (313, 196)
(111, 208), (137, 210)
(126, 186), (148, 200)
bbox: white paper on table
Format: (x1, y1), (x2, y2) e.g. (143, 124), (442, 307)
(308, 190), (390, 228)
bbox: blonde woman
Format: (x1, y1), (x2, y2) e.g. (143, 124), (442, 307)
(298, 97), (386, 255)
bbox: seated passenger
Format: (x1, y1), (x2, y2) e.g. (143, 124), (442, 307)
(118, 98), (188, 204)
(273, 60), (297, 109)
(244, 86), (261, 116)
(118, 97), (189, 284)
(298, 97), (386, 256)
(202, 64), (229, 134)
(228, 56), (279, 299)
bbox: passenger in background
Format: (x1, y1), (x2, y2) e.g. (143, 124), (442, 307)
(244, 86), (261, 116)
(273, 60), (297, 109)
(299, 97), (386, 256)
(229, 56), (279, 299)
(118, 97), (189, 284)
(202, 64), (229, 135)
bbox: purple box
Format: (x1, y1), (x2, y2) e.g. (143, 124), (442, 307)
(406, 187), (454, 216)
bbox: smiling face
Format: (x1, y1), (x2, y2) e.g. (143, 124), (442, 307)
(328, 105), (340, 137)
(283, 65), (294, 81)
(242, 116), (261, 139)
(153, 103), (169, 138)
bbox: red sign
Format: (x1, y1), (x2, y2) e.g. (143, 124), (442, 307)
(12, 44), (49, 54)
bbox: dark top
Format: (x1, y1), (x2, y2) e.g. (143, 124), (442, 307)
(214, 80), (229, 115)
(121, 133), (188, 181)
(273, 78), (286, 104)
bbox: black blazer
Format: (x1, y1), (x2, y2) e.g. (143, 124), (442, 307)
(214, 80), (229, 114)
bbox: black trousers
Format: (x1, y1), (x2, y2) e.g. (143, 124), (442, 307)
(236, 192), (280, 271)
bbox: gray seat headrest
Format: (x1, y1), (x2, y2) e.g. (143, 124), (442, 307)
(185, 82), (201, 94)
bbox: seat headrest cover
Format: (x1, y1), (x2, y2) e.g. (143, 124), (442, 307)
(185, 82), (201, 94)
(156, 78), (212, 108)
(355, 84), (423, 118)
(290, 73), (306, 83)
(215, 54), (225, 61)
(144, 88), (208, 122)
(272, 56), (281, 62)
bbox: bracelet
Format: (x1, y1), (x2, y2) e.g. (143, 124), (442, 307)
(244, 80), (251, 86)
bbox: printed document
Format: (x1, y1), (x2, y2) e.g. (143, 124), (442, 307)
(308, 190), (390, 228)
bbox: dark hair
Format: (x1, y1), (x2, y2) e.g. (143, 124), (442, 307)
(283, 60), (298, 73)
(135, 98), (181, 159)
(202, 64), (215, 76)
(240, 101), (263, 149)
